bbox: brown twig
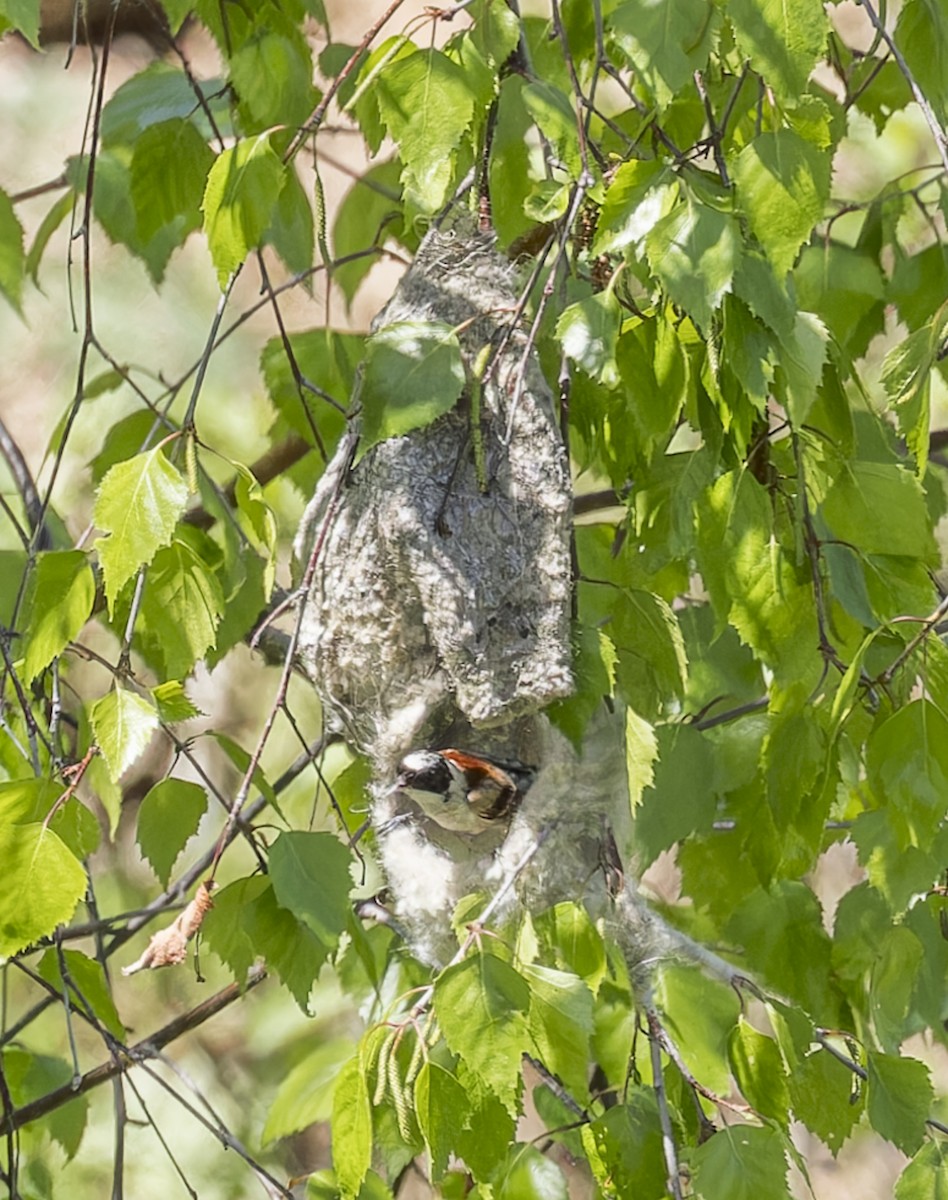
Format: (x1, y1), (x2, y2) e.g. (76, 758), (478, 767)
(0, 966), (267, 1136)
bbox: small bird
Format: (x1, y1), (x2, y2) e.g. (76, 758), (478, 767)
(392, 747), (534, 834)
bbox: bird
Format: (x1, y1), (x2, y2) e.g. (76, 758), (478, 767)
(392, 747), (535, 835)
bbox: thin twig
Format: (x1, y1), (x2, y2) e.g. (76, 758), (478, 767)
(646, 1008), (684, 1200)
(0, 966), (267, 1137)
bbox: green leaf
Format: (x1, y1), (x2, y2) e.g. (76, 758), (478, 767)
(727, 0), (828, 103)
(645, 196), (741, 332)
(655, 965), (740, 1096)
(0, 186), (24, 314)
(129, 118), (214, 243)
(635, 724), (717, 865)
(582, 1091), (667, 1200)
(611, 0), (717, 109)
(611, 588), (688, 715)
(789, 1045), (863, 1155)
(733, 130), (830, 278)
(0, 822), (87, 956)
(0, 0), (41, 47)
(102, 62), (227, 147)
(3, 1048), (88, 1160)
(434, 953), (531, 1114)
(881, 309), (948, 476)
(727, 1018), (790, 1124)
(375, 49), (476, 213)
(820, 463), (937, 561)
(332, 1056), (372, 1200)
(202, 133), (285, 287)
(93, 446), (189, 614)
(489, 76), (535, 245)
(593, 161), (674, 255)
(414, 1062), (470, 1180)
(866, 1050), (933, 1156)
(896, 0), (948, 126)
(22, 551), (95, 682)
(556, 291), (621, 386)
(696, 470), (817, 682)
(522, 81), (581, 177)
(268, 831), (352, 953)
(151, 680), (203, 723)
(523, 963), (594, 1099)
(332, 159), (404, 303)
(25, 190), (73, 285)
(794, 244), (885, 359)
(267, 165), (315, 276)
(229, 13), (318, 131)
(360, 320), (465, 450)
(90, 687), (159, 784)
(691, 1124), (792, 1199)
(533, 902), (607, 993)
(263, 1037), (356, 1144)
(774, 310), (829, 428)
(36, 948), (125, 1041)
(136, 534), (225, 677)
(727, 882), (836, 1020)
(136, 779), (207, 887)
(494, 1145), (568, 1199)
(895, 1142), (948, 1200)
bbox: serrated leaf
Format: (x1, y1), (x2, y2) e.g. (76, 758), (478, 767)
(611, 0), (717, 109)
(268, 831), (352, 952)
(90, 687), (159, 784)
(820, 463), (937, 561)
(0, 186), (24, 314)
(524, 962), (593, 1099)
(360, 320), (465, 450)
(22, 551), (95, 682)
(774, 310), (828, 428)
(137, 779), (207, 886)
(533, 902), (607, 993)
(93, 446), (188, 614)
(434, 953), (530, 1114)
(3, 1048), (88, 1161)
(733, 130), (830, 278)
(691, 1124), (792, 1199)
(151, 680), (203, 723)
(267, 165), (314, 276)
(556, 291), (621, 386)
(129, 118), (214, 243)
(896, 0), (948, 127)
(789, 1045), (863, 1155)
(593, 161), (675, 255)
(895, 1141), (948, 1200)
(728, 1019), (790, 1124)
(102, 62), (227, 147)
(727, 0), (828, 103)
(645, 196), (741, 332)
(332, 159), (404, 303)
(583, 1091), (667, 1199)
(635, 723), (716, 865)
(202, 133), (285, 287)
(522, 80), (581, 177)
(415, 1062), (470, 1180)
(263, 1037), (356, 1144)
(375, 49), (476, 213)
(229, 13), (318, 131)
(881, 308), (948, 477)
(0, 823), (87, 956)
(137, 535), (225, 677)
(866, 1051), (933, 1156)
(36, 948), (125, 1040)
(655, 964), (740, 1096)
(332, 1055), (372, 1199)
